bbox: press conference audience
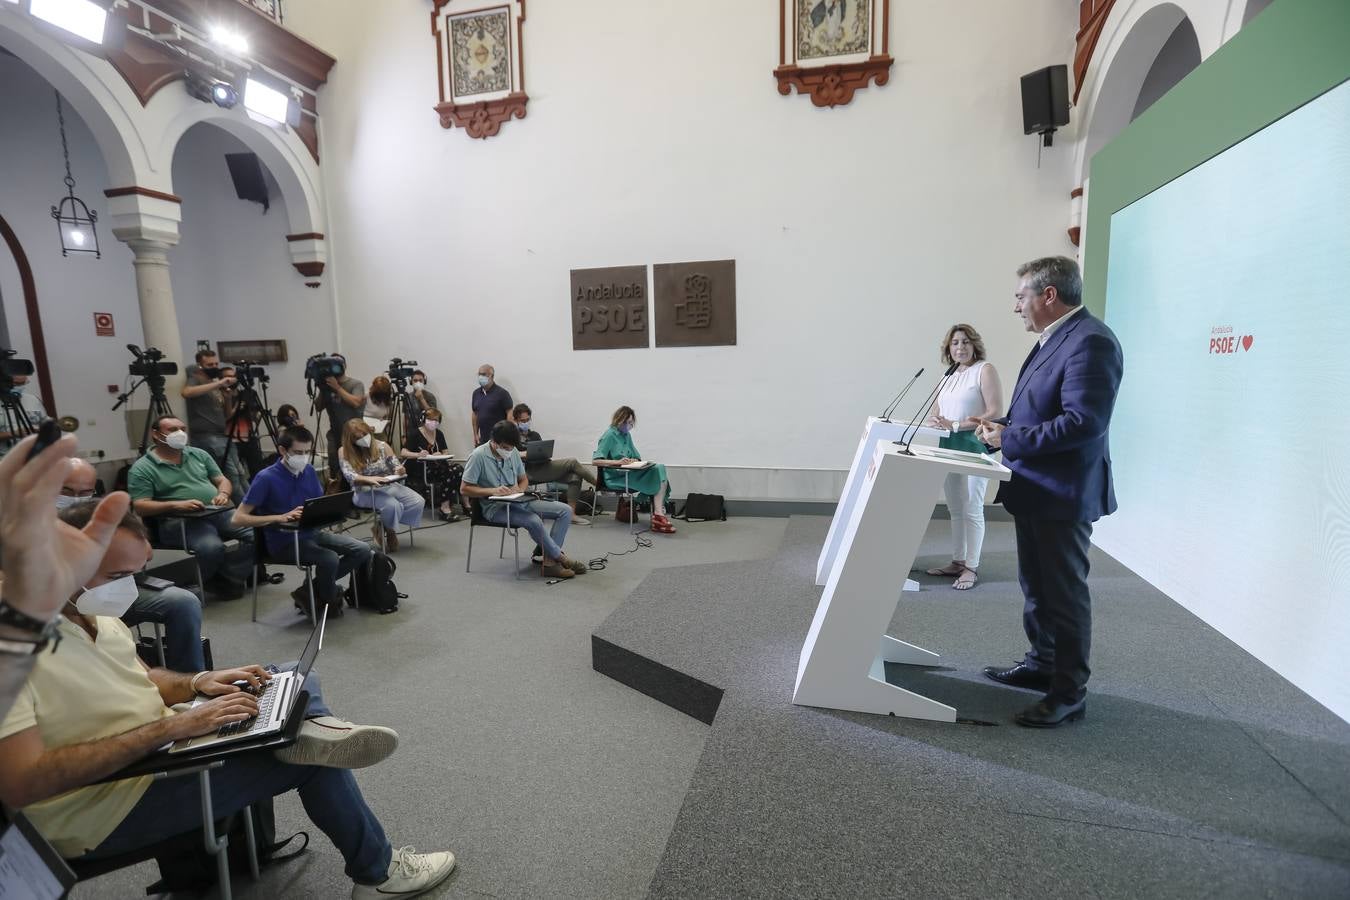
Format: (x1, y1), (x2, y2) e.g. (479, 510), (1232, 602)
(236, 427), (373, 617)
(594, 406), (675, 533)
(470, 363), (513, 445)
(0, 503), (456, 896)
(339, 419), (423, 552)
(320, 356), (366, 481)
(366, 375), (395, 441)
(0, 433), (129, 723)
(60, 459), (205, 671)
(127, 416), (255, 600)
(513, 403), (598, 525)
(181, 349), (249, 503)
(400, 407), (465, 521)
(277, 403), (304, 433)
(463, 421), (586, 579)
(923, 324), (1003, 590)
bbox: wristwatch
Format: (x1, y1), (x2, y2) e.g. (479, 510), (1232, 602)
(0, 601), (62, 655)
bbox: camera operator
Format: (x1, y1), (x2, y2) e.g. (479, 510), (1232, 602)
(314, 354), (366, 481)
(409, 370), (438, 421)
(180, 349), (248, 503)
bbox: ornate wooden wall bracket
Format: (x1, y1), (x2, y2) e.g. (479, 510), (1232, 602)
(434, 92), (528, 138)
(777, 0), (891, 108)
(431, 0), (529, 139)
(774, 56), (893, 108)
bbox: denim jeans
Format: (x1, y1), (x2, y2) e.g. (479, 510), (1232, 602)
(483, 498), (571, 560)
(156, 512), (254, 585)
(354, 484), (424, 530)
(121, 586), (205, 672)
(192, 433), (250, 504)
(268, 531), (373, 604)
(78, 667), (393, 886)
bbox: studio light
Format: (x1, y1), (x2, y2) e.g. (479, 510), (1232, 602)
(210, 25), (249, 55)
(211, 82), (239, 108)
(184, 70), (239, 109)
(29, 0), (108, 45)
(244, 77), (290, 126)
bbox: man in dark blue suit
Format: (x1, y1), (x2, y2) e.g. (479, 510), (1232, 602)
(975, 256), (1123, 728)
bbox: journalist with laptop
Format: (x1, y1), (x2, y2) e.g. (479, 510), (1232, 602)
(234, 427), (372, 618)
(512, 403), (598, 524)
(0, 503), (456, 898)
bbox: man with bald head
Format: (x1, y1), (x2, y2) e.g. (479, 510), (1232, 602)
(470, 363), (513, 446)
(61, 459), (205, 672)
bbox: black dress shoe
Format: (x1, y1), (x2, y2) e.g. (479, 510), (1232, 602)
(982, 663), (1052, 690)
(1015, 695), (1086, 728)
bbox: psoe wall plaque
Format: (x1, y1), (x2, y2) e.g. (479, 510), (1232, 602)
(653, 260), (737, 348)
(571, 266), (650, 350)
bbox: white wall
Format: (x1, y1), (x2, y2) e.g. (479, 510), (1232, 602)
(0, 51), (145, 461)
(284, 0), (1079, 500)
(168, 123), (337, 417)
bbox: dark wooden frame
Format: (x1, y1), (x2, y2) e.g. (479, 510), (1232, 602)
(775, 0), (893, 108)
(0, 214), (56, 416)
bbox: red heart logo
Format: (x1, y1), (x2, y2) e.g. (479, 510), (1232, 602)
(1241, 335), (1253, 351)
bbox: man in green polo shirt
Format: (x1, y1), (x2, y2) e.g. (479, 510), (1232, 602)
(127, 416), (254, 600)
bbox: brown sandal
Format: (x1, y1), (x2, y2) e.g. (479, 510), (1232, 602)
(953, 567), (978, 590)
(927, 562), (964, 577)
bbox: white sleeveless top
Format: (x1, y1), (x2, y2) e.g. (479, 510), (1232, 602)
(937, 361), (989, 423)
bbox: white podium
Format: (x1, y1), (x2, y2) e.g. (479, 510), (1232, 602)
(794, 441), (1011, 720)
(816, 416), (949, 587)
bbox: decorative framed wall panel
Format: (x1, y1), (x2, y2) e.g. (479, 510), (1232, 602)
(431, 0), (529, 138)
(775, 0), (893, 108)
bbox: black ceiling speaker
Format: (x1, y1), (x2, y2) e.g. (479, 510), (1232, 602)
(1020, 64), (1070, 147)
(224, 152), (269, 213)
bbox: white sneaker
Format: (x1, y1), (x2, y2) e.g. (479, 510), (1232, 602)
(275, 716), (399, 769)
(571, 515), (591, 526)
(352, 845), (456, 898)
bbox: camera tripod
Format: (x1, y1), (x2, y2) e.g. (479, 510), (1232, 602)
(0, 388), (37, 448)
(225, 370), (282, 476)
(386, 381), (419, 452)
(112, 372), (176, 455)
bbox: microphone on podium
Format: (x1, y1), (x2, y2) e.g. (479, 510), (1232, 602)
(879, 368), (924, 422)
(895, 362), (959, 454)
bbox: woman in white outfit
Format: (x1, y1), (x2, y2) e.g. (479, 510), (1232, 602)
(924, 324), (1003, 590)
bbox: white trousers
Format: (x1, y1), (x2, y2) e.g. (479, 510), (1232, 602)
(943, 473), (988, 568)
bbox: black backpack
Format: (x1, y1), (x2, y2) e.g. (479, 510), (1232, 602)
(677, 493), (727, 522)
(149, 798), (308, 892)
(358, 550), (404, 614)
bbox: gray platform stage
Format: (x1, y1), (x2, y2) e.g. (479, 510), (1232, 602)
(593, 516), (1350, 899)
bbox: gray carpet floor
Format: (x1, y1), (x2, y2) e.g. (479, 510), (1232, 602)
(595, 516), (1350, 899)
(77, 513), (789, 899)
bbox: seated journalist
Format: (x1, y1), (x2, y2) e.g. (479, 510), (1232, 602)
(127, 416), (255, 601)
(594, 406), (675, 534)
(512, 403), (598, 525)
(0, 503), (457, 898)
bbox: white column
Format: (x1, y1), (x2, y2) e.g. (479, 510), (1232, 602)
(105, 188), (186, 398)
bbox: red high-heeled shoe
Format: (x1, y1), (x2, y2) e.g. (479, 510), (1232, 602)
(651, 513), (677, 534)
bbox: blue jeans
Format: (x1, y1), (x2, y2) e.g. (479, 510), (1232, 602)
(121, 586), (205, 672)
(157, 512), (254, 585)
(192, 433), (250, 505)
(268, 531), (373, 604)
(354, 484), (424, 530)
(78, 668), (393, 886)
(483, 498), (571, 560)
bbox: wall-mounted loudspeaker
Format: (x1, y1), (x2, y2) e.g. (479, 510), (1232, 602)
(1020, 64), (1070, 146)
(224, 152), (269, 213)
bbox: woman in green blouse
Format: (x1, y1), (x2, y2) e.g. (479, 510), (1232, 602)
(593, 406), (675, 533)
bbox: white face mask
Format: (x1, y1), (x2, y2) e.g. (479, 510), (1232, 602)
(284, 454), (309, 474)
(477, 374), (490, 387)
(55, 493), (86, 510)
(425, 420), (439, 431)
(75, 575), (139, 617)
(356, 434), (373, 448)
(163, 430), (189, 450)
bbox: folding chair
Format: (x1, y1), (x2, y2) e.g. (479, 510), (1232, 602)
(466, 497), (522, 579)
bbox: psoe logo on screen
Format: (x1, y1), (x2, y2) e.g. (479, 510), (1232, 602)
(1209, 326), (1254, 355)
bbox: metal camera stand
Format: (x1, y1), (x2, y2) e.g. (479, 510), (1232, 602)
(113, 345), (177, 455)
(385, 358), (420, 451)
(225, 363), (281, 474)
(0, 348), (38, 448)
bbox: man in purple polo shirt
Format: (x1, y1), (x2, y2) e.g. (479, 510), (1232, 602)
(234, 427), (372, 616)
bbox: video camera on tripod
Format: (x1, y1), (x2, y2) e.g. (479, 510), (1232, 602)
(0, 348), (35, 393)
(126, 344), (178, 380)
(220, 361), (269, 390)
(304, 352), (346, 399)
(387, 357), (418, 391)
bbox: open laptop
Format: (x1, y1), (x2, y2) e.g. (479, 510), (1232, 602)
(524, 439), (554, 463)
(292, 490), (354, 529)
(169, 606), (327, 754)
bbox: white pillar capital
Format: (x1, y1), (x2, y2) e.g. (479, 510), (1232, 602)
(104, 187), (182, 247)
(285, 232), (328, 284)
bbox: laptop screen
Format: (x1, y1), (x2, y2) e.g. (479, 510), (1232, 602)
(295, 606), (328, 679)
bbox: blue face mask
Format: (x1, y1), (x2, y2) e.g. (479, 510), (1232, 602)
(517, 421), (530, 433)
(477, 375), (490, 387)
(618, 422), (632, 435)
